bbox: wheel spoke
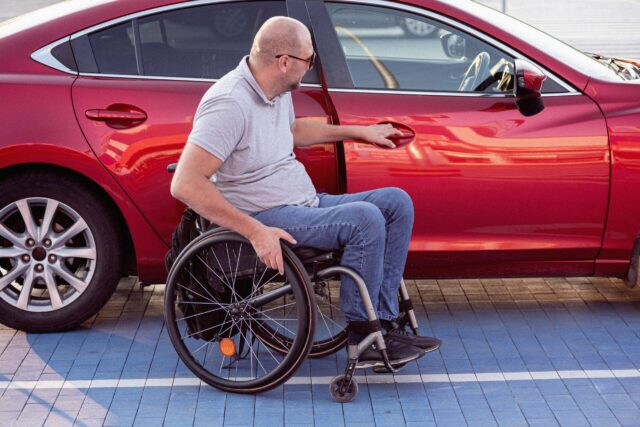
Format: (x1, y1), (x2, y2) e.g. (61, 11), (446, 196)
(237, 322), (270, 375)
(39, 199), (59, 240)
(318, 307), (344, 330)
(52, 218), (88, 249)
(50, 263), (88, 293)
(182, 257), (223, 303)
(0, 223), (25, 248)
(0, 264), (29, 291)
(16, 267), (35, 310)
(194, 254), (229, 293)
(249, 309), (296, 336)
(0, 247), (25, 258)
(176, 304), (227, 322)
(15, 200), (37, 240)
(196, 254), (243, 305)
(177, 279), (221, 305)
(318, 307), (333, 337)
(206, 247), (233, 289)
(51, 246), (96, 260)
(256, 301), (297, 315)
(44, 266), (63, 309)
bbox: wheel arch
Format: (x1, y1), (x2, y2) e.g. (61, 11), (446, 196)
(0, 162), (137, 275)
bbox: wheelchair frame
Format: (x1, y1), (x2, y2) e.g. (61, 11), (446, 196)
(165, 164), (421, 402)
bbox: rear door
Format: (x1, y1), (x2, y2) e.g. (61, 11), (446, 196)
(70, 0), (336, 243)
(311, 1), (610, 278)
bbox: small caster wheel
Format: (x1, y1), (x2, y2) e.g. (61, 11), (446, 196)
(329, 375), (358, 403)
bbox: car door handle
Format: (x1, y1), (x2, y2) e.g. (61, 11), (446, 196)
(387, 131), (415, 141)
(377, 121), (416, 147)
(85, 109), (147, 121)
(85, 106), (147, 129)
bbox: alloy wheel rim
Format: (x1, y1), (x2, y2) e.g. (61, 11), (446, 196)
(0, 197), (97, 312)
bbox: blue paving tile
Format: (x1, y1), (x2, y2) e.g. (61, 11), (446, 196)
(283, 386), (313, 421)
(466, 420), (498, 427)
(601, 393), (639, 412)
(614, 409), (640, 426)
(342, 385), (375, 424)
(253, 419), (283, 427)
(534, 379), (569, 396)
(517, 401), (554, 420)
(588, 419), (622, 427)
(432, 409), (467, 427)
(405, 422), (436, 427)
(132, 417), (164, 426)
(592, 378), (627, 394)
(545, 394), (579, 412)
(551, 410), (590, 427)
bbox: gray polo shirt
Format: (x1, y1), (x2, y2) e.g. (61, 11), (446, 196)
(187, 56), (319, 214)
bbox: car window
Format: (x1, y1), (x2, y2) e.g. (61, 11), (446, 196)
(86, 1), (323, 83)
(89, 21), (137, 75)
(137, 1), (286, 79)
(326, 3), (559, 94)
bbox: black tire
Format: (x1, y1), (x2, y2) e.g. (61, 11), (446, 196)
(164, 229), (315, 394)
(0, 172), (122, 332)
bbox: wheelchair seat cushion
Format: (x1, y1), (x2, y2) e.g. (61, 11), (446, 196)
(294, 247), (341, 265)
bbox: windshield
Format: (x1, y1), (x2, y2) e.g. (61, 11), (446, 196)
(441, 0), (621, 80)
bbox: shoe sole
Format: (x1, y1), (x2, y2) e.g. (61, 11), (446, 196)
(371, 343), (441, 374)
(355, 351), (425, 369)
(387, 336), (442, 353)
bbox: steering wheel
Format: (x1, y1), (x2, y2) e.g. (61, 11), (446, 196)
(457, 52), (491, 92)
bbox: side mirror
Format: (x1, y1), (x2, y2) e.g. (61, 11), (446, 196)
(514, 59), (547, 116)
(440, 33), (466, 59)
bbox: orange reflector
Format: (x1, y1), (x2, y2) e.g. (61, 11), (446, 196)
(219, 338), (236, 357)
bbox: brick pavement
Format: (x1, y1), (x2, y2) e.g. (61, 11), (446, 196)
(2, 277), (640, 426)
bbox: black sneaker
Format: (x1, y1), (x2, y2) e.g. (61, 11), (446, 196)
(355, 335), (425, 369)
(386, 326), (442, 353)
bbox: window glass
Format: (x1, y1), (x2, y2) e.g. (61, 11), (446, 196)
(326, 3), (564, 93)
(89, 22), (137, 75)
(137, 1), (289, 80)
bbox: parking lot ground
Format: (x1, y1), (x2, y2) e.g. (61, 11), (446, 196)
(2, 277), (640, 426)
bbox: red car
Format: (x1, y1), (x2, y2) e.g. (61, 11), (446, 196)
(1, 0), (639, 332)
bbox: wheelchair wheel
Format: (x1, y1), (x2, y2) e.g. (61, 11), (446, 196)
(254, 268), (348, 358)
(164, 229), (315, 394)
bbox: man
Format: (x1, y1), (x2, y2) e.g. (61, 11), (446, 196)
(171, 16), (440, 367)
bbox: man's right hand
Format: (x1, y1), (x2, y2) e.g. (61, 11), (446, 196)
(249, 226), (297, 275)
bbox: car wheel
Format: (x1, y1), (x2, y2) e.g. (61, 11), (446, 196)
(0, 173), (122, 332)
(402, 17), (436, 37)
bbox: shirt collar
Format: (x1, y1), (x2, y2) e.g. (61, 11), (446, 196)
(238, 55), (278, 106)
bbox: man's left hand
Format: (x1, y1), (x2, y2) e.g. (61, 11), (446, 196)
(359, 123), (403, 148)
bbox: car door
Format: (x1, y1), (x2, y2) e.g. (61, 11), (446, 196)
(311, 1), (610, 278)
(70, 0), (336, 244)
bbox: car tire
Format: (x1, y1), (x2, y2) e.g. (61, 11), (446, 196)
(0, 172), (122, 332)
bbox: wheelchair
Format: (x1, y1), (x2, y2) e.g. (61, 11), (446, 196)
(164, 165), (421, 402)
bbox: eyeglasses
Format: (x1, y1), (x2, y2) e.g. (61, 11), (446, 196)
(275, 52), (315, 70)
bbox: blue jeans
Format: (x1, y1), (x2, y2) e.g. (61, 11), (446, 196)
(252, 187), (414, 322)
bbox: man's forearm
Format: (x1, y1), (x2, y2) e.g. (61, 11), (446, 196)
(292, 119), (365, 147)
(172, 177), (264, 240)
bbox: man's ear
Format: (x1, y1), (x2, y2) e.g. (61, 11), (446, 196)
(276, 56), (289, 73)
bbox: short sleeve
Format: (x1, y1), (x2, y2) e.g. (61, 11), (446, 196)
(187, 96), (245, 162)
(288, 93), (295, 126)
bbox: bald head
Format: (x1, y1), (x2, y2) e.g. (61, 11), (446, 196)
(250, 16), (312, 66)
